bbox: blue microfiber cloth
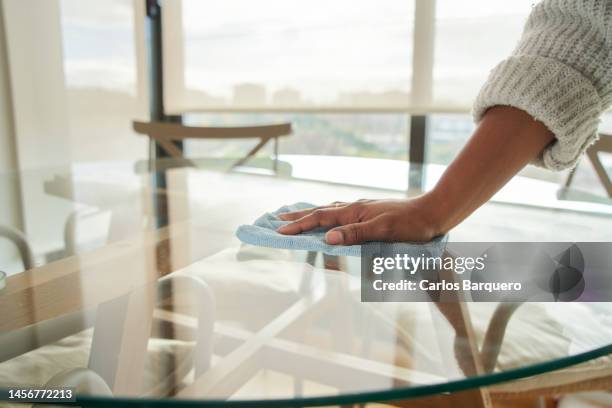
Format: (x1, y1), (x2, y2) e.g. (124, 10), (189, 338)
(236, 202), (448, 257)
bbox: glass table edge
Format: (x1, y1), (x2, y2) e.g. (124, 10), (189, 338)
(1, 342), (610, 407)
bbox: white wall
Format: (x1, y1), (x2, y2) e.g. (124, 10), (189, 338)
(0, 0), (16, 173)
(3, 0), (72, 170)
(0, 0), (149, 269)
(1, 0), (75, 268)
(0, 0), (24, 272)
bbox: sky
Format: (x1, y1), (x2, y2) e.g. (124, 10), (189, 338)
(58, 0), (536, 107)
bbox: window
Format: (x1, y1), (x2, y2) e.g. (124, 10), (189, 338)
(432, 0), (534, 108)
(60, 0), (148, 162)
(185, 113), (409, 159)
(167, 0), (416, 111)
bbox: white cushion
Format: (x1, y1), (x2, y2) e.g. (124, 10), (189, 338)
(0, 329), (194, 398)
(176, 247), (612, 393)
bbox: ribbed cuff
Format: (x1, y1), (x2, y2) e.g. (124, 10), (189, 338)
(473, 55), (603, 170)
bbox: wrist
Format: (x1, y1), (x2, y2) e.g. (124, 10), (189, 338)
(412, 190), (454, 237)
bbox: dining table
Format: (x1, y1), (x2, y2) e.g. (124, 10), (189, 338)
(1, 159), (611, 408)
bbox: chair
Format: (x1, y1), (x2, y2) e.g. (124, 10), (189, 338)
(132, 121), (292, 174)
(0, 224), (35, 271)
(558, 133), (612, 202)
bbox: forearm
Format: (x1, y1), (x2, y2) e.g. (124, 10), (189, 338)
(423, 106), (554, 235)
(278, 0), (610, 245)
(472, 0), (611, 171)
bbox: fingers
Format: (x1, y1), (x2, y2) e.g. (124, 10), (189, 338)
(325, 217), (390, 245)
(277, 208), (345, 235)
(278, 208), (317, 221)
(276, 201), (395, 245)
(278, 202), (347, 221)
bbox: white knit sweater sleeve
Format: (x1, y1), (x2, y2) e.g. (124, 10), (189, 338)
(473, 0), (612, 170)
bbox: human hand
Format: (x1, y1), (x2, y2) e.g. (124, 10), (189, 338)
(276, 107), (554, 247)
(276, 197), (442, 245)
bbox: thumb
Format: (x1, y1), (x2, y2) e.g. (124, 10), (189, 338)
(325, 220), (381, 245)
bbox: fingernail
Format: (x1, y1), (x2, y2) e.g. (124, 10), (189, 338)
(326, 230), (343, 245)
(277, 225), (289, 233)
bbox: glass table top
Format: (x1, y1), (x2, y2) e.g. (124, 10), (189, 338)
(0, 160), (611, 407)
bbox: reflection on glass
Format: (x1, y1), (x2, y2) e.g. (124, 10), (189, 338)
(59, 0), (147, 162)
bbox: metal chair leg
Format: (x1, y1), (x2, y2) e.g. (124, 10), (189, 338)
(0, 224), (35, 271)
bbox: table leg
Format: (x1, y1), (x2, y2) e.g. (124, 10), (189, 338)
(88, 283), (156, 396)
(430, 251), (492, 408)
